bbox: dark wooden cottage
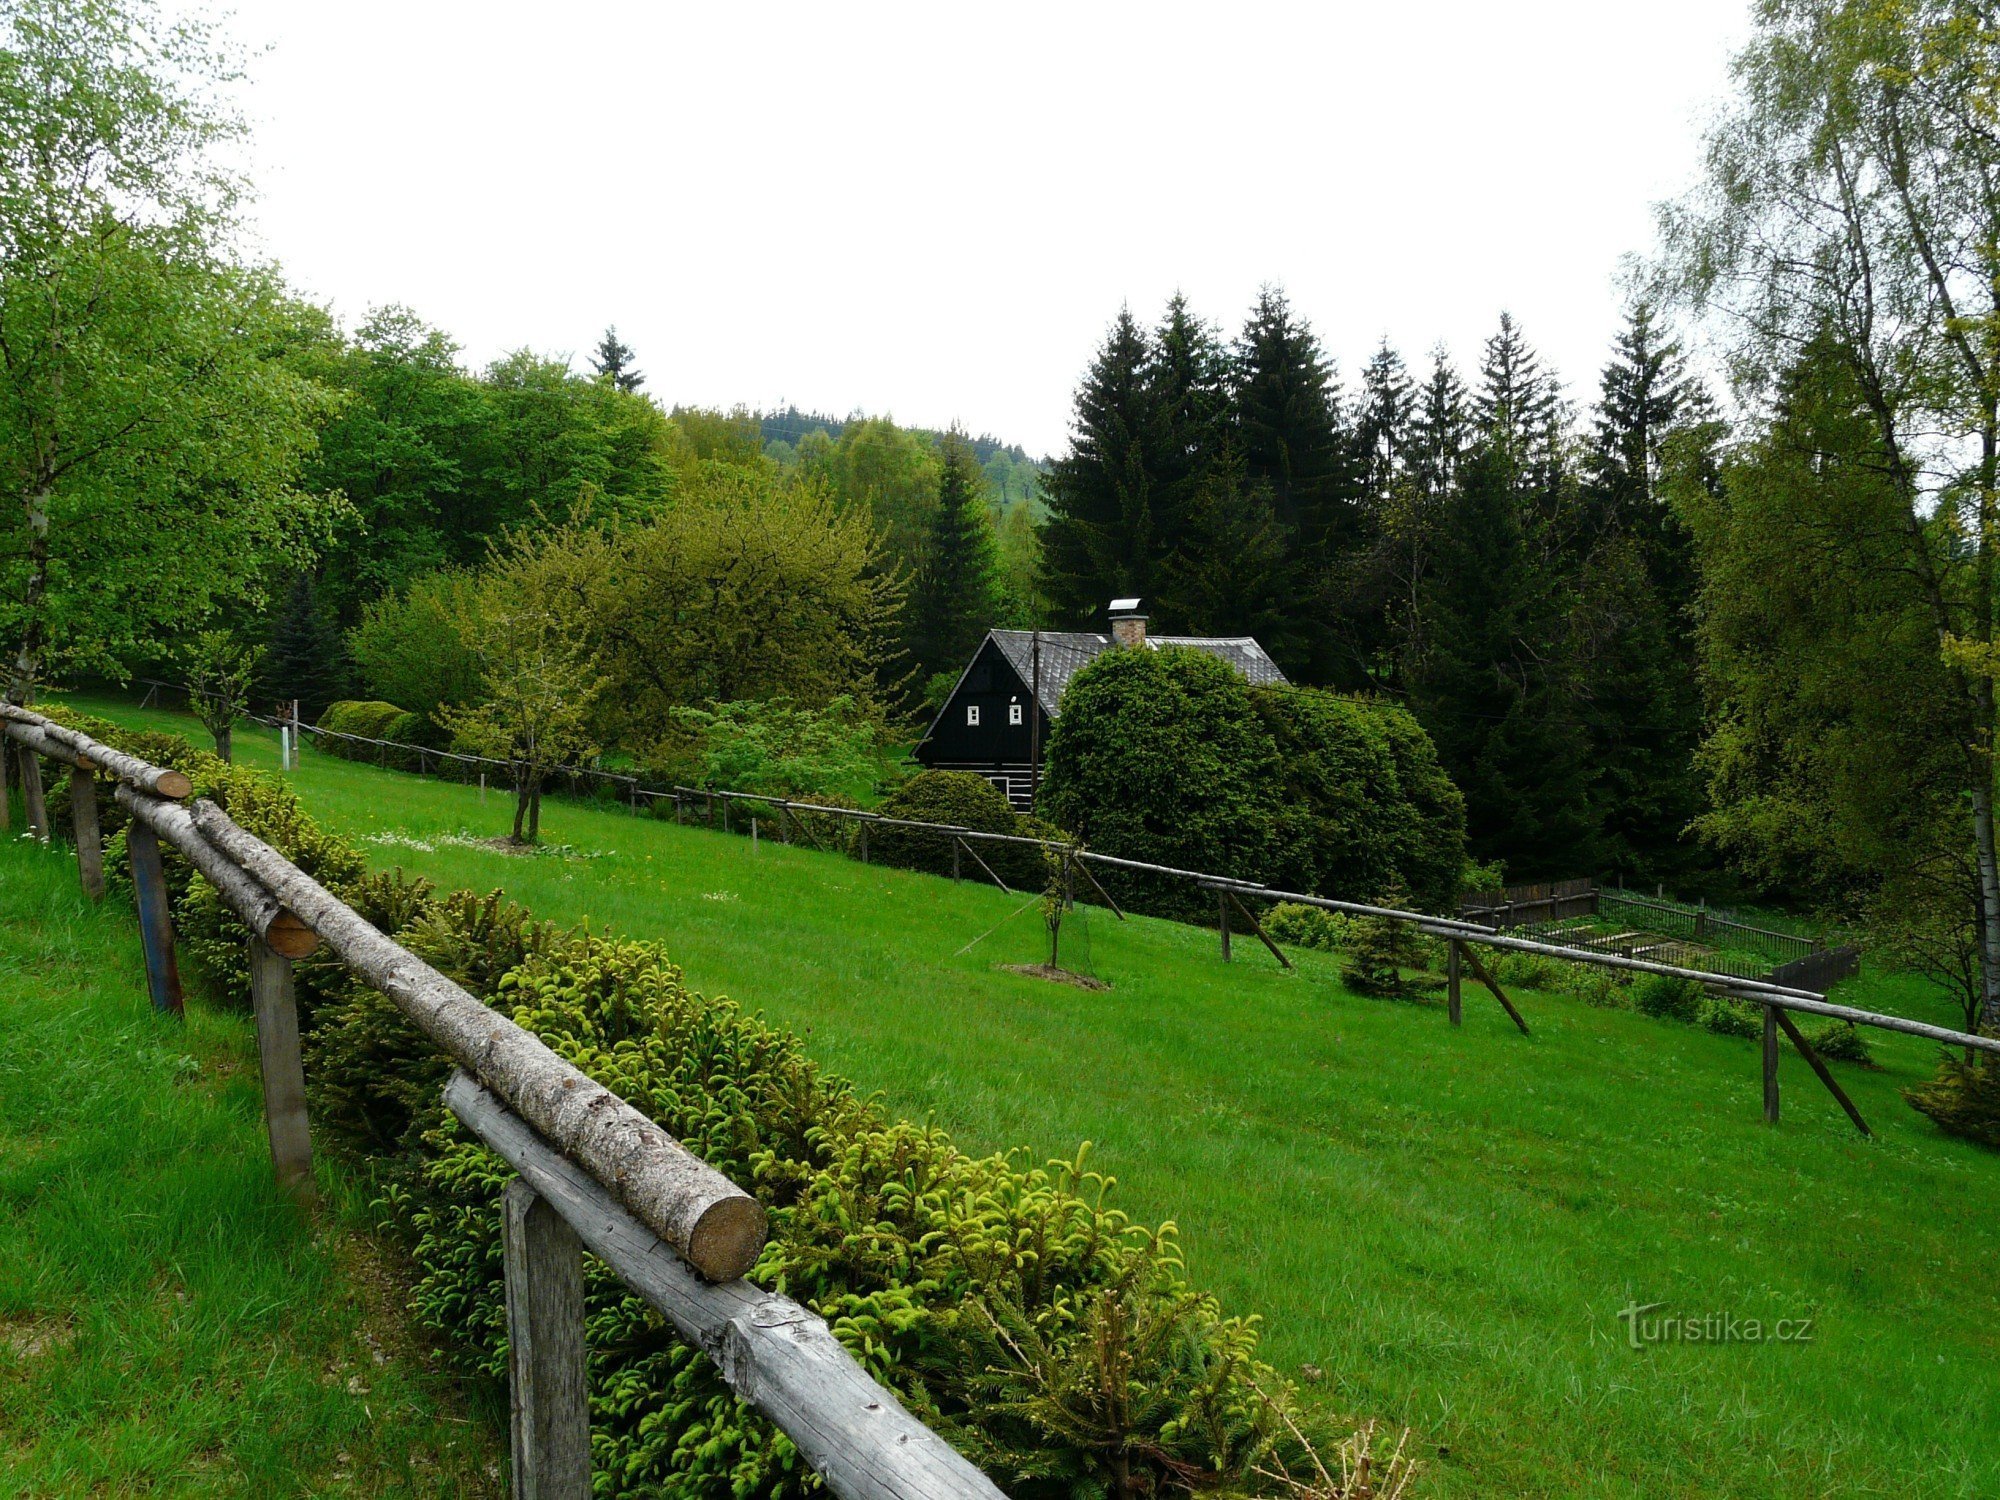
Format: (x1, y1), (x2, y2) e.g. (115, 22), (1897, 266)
(913, 600), (1289, 809)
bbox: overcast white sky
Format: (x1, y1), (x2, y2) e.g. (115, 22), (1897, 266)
(216, 1), (1752, 457)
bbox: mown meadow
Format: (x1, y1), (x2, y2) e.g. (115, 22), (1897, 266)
(0, 828), (502, 1497)
(54, 693), (2000, 1499)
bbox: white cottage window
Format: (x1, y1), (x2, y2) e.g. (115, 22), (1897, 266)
(1009, 701), (1023, 725)
(967, 704), (980, 726)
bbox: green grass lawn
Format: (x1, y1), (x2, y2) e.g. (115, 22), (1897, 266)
(54, 694), (2000, 1498)
(0, 823), (502, 1497)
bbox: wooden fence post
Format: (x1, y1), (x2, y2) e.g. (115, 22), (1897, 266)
(20, 748), (47, 842)
(1447, 939), (1463, 1027)
(751, 816), (759, 852)
(250, 936), (315, 1202)
(1762, 1003), (1780, 1124)
(1218, 891), (1232, 962)
(952, 836), (962, 882)
(859, 823), (869, 864)
(127, 820), (184, 1016)
(503, 1180), (591, 1500)
(69, 765), (104, 901)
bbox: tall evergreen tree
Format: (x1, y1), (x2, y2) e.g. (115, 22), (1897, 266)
(1231, 286), (1358, 550)
(1407, 348), (1471, 500)
(1405, 440), (1595, 875)
(1040, 308), (1162, 621)
(1473, 314), (1560, 469)
(590, 325), (644, 392)
(907, 429), (1000, 688)
(1356, 339), (1416, 503)
(1231, 286), (1366, 683)
(258, 574), (349, 720)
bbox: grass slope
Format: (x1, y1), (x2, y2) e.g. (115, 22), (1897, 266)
(65, 696), (2000, 1499)
(0, 830), (501, 1497)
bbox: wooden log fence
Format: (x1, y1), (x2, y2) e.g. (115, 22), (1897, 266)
(447, 1072), (1006, 1500)
(0, 704), (1001, 1500)
(90, 697), (2000, 1141)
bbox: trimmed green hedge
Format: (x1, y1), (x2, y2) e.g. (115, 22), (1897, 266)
(29, 704), (1352, 1497)
(318, 699), (430, 769)
(1040, 647), (1469, 919)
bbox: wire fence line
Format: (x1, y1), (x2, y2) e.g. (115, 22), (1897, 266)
(105, 685), (1996, 1138)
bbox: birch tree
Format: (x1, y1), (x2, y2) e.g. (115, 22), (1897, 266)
(1661, 0), (2000, 1025)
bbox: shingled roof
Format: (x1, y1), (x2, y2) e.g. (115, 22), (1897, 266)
(989, 629), (1288, 717)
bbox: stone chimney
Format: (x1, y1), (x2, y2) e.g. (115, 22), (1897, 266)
(1108, 597), (1148, 648)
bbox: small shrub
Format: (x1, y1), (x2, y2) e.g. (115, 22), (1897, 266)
(1905, 1053), (2000, 1148)
(318, 699), (427, 768)
(1572, 966), (1630, 1009)
(1492, 951), (1569, 991)
(1807, 1020), (1873, 1065)
(1264, 902), (1350, 953)
(1633, 974), (1705, 1024)
(872, 769), (1019, 877)
(1342, 887), (1432, 998)
(1700, 996), (1764, 1038)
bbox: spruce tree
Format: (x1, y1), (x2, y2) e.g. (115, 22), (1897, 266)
(590, 325), (644, 392)
(1147, 295), (1231, 557)
(1040, 308), (1161, 621)
(908, 428), (1000, 686)
(1230, 286), (1357, 550)
(1408, 348), (1471, 500)
(1574, 303), (1714, 879)
(1230, 286), (1366, 683)
(258, 574), (348, 720)
(1356, 339), (1415, 503)
(1473, 313), (1560, 469)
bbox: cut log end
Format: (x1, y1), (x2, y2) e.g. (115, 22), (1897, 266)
(155, 769), (194, 799)
(266, 911), (322, 959)
(688, 1196), (769, 1283)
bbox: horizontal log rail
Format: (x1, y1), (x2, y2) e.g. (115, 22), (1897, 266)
(0, 702), (1016, 1497)
(447, 1073), (1006, 1500)
(4, 705), (765, 1281)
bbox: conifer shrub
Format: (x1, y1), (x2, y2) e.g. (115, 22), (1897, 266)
(30, 710), (1351, 1497)
(1341, 887), (1434, 998)
(871, 768), (1020, 877)
(1905, 1053), (2000, 1148)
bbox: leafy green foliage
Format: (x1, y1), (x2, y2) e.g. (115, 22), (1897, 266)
(871, 769), (1021, 879)
(667, 695), (879, 801)
(0, 0), (343, 698)
(1262, 902), (1350, 953)
(1632, 975), (1704, 1025)
(346, 570), (484, 726)
(1041, 648), (1466, 919)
